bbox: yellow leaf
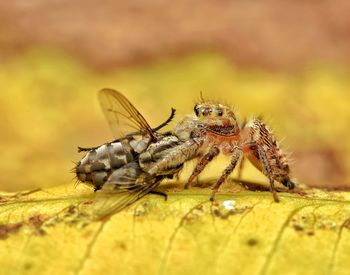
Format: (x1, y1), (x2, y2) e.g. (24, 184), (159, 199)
(1, 183), (350, 275)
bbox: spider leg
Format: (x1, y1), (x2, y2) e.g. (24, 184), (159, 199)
(282, 178), (296, 190)
(210, 148), (241, 201)
(237, 157), (246, 181)
(241, 118), (291, 202)
(185, 146), (220, 189)
(256, 145), (280, 202)
(142, 139), (200, 177)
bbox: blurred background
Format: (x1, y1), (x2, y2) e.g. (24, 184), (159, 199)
(0, 0), (350, 191)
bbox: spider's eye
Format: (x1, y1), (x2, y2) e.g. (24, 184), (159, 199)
(202, 108), (210, 116)
(194, 105), (200, 116)
(216, 108), (223, 116)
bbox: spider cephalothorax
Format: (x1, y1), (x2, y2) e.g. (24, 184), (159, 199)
(194, 102), (240, 136)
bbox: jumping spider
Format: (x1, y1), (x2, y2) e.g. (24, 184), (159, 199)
(182, 101), (296, 202)
(139, 99), (295, 202)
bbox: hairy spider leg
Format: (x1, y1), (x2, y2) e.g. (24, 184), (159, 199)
(210, 148), (242, 201)
(185, 146), (220, 189)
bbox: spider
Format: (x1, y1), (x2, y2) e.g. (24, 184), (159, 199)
(180, 101), (296, 202)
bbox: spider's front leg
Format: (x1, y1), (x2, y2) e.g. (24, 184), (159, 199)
(140, 139), (200, 177)
(185, 146), (220, 189)
(210, 147), (242, 201)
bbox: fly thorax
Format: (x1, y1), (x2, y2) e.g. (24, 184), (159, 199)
(174, 115), (200, 141)
(129, 137), (150, 154)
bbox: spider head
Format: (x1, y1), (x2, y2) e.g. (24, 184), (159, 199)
(193, 102), (240, 134)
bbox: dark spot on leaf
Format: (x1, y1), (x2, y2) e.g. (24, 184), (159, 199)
(28, 214), (48, 227)
(247, 238), (258, 247)
(344, 220), (350, 230)
(66, 205), (77, 215)
(0, 223), (23, 240)
(28, 214), (49, 236)
(119, 242), (127, 251)
(212, 209), (235, 220)
(24, 263), (33, 270)
(293, 224), (304, 232)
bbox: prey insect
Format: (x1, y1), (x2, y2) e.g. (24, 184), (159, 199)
(75, 89), (179, 219)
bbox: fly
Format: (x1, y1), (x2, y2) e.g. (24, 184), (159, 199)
(75, 88), (176, 219)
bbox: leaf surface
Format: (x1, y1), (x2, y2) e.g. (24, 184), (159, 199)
(1, 183), (350, 275)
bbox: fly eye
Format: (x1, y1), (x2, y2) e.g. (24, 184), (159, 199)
(194, 106), (200, 116)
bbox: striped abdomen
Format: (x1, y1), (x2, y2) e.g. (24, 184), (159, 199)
(75, 142), (134, 190)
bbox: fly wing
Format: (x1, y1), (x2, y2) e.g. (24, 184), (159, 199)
(88, 162), (162, 220)
(98, 88), (154, 140)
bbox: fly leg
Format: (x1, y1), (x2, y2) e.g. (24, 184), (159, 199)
(210, 148), (241, 201)
(118, 108), (177, 141)
(78, 146), (99, 152)
(149, 190), (168, 201)
(185, 146), (220, 189)
(256, 145), (279, 202)
(151, 108), (176, 132)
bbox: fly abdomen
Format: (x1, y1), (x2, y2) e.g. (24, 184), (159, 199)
(76, 141), (134, 188)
